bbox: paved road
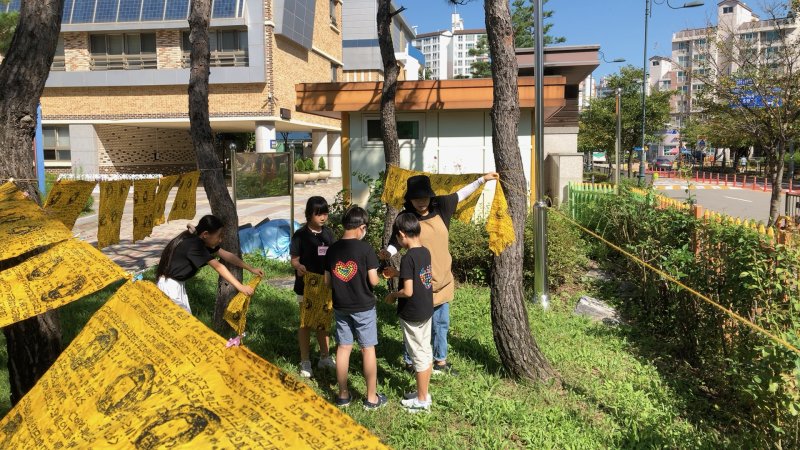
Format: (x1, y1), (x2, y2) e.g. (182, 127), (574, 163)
(657, 183), (782, 223)
(73, 179), (343, 273)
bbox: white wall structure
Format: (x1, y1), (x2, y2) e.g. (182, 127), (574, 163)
(311, 130), (328, 169)
(326, 132), (342, 177)
(255, 121), (277, 153)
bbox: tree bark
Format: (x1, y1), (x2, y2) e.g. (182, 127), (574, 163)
(0, 0), (65, 405)
(188, 0), (241, 333)
(376, 0), (403, 249)
(484, 0), (556, 381)
(768, 143), (785, 226)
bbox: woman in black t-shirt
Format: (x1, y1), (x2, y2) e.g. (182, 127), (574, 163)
(290, 196), (336, 378)
(156, 215), (264, 314)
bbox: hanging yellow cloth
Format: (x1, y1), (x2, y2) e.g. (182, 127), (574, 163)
(132, 179), (159, 243)
(300, 272), (334, 331)
(153, 174), (180, 226)
(0, 182), (73, 261)
(97, 180), (131, 249)
(0, 280), (387, 449)
(168, 171), (200, 222)
(223, 276), (262, 335)
(0, 239), (128, 328)
(381, 166), (515, 255)
(43, 179), (96, 230)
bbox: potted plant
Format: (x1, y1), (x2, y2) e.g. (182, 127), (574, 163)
(305, 157), (319, 183)
(293, 159), (309, 185)
(317, 156), (331, 182)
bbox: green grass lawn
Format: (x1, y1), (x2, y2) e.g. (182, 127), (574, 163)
(0, 255), (739, 448)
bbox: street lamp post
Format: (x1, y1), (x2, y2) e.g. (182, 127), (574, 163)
(640, 0), (704, 184)
(615, 88), (622, 192)
(534, 0), (549, 310)
(229, 141), (238, 208)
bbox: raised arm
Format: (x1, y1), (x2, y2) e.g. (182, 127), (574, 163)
(456, 172), (499, 202)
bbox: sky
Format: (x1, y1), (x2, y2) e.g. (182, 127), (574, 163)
(399, 0), (773, 80)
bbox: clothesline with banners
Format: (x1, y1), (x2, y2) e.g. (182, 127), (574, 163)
(43, 170), (200, 249)
(57, 173), (162, 181)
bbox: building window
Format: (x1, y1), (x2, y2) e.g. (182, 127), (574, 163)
(181, 29), (249, 67)
(366, 120), (420, 142)
(43, 126), (70, 162)
(652, 60), (660, 66)
(331, 63), (338, 82)
(330, 0), (337, 26)
(90, 33), (157, 70)
(722, 6), (733, 13)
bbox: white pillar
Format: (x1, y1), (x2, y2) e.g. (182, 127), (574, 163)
(311, 130), (328, 169)
(255, 121), (276, 153)
(327, 131), (342, 178)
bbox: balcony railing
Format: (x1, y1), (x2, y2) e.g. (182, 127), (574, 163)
(90, 53), (158, 70)
(51, 56), (66, 71)
(181, 50), (248, 68)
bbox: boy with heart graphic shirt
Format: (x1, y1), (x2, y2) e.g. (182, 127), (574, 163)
(324, 206), (386, 410)
(384, 212), (434, 413)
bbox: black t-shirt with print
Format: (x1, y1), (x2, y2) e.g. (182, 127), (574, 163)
(290, 225), (335, 295)
(389, 193), (458, 249)
(167, 235), (220, 281)
(397, 246), (434, 322)
(324, 239), (379, 313)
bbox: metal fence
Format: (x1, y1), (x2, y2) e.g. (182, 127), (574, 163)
(786, 192), (800, 220)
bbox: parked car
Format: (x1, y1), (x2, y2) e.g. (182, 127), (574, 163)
(653, 157), (673, 170)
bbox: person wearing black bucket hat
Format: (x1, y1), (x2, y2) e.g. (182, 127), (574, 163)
(380, 171), (499, 376)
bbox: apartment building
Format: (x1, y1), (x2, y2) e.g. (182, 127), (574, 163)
(649, 0), (798, 156)
(2, 0), (344, 177)
(340, 0), (422, 82)
(412, 13), (486, 80)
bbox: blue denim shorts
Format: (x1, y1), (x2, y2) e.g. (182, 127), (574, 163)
(334, 307), (378, 347)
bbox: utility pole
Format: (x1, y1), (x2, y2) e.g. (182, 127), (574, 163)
(533, 0), (549, 310)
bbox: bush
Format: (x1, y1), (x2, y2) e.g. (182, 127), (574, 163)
(318, 156), (326, 171)
(294, 160), (306, 172)
(448, 219), (492, 285)
(524, 209), (589, 290)
(304, 158), (315, 172)
(329, 172), (385, 251)
(573, 186), (800, 447)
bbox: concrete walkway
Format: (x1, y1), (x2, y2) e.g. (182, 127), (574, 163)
(73, 179), (343, 273)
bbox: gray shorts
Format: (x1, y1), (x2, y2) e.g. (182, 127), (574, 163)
(334, 308), (378, 348)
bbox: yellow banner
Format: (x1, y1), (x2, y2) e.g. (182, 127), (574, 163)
(97, 180), (131, 249)
(153, 174), (180, 227)
(0, 239), (128, 328)
(0, 182), (73, 261)
(223, 276), (262, 335)
(44, 179), (96, 230)
(132, 179), (159, 243)
(168, 171), (200, 222)
(0, 280), (386, 449)
(301, 272), (334, 331)
(381, 166), (514, 255)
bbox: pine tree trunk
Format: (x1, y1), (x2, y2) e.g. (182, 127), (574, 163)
(377, 0), (403, 249)
(188, 0), (242, 333)
(0, 0), (65, 405)
(484, 0), (556, 381)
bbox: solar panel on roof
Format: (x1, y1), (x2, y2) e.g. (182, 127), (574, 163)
(141, 0), (165, 21)
(94, 0), (120, 23)
(62, 0), (75, 21)
(71, 0), (95, 23)
(212, 0), (237, 18)
(118, 0), (143, 21)
(164, 0), (189, 20)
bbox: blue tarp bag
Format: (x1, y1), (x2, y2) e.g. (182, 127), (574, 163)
(255, 219), (301, 261)
(238, 224), (264, 256)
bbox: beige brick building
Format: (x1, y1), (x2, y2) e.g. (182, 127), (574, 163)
(24, 0), (343, 176)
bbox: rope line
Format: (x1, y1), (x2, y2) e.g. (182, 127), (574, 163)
(549, 207), (800, 357)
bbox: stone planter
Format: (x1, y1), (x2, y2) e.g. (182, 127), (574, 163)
(307, 171), (320, 183)
(318, 170), (331, 182)
(293, 172), (309, 185)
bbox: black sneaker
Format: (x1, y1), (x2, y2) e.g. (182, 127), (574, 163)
(432, 362), (458, 376)
(362, 393), (388, 410)
(402, 362), (415, 374)
(335, 394), (352, 408)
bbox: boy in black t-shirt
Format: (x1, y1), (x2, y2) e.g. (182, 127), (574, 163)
(324, 207), (386, 410)
(385, 212), (434, 413)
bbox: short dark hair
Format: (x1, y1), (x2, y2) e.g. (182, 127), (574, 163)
(342, 206), (369, 230)
(394, 212), (420, 238)
(304, 196), (329, 221)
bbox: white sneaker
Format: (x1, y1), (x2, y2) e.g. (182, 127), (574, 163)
(318, 355), (336, 370)
(402, 391), (432, 402)
(299, 360), (313, 378)
(401, 397), (431, 413)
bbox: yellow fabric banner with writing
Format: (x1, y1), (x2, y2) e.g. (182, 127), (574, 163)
(132, 179), (159, 243)
(0, 239), (128, 328)
(223, 276), (262, 335)
(0, 280), (387, 449)
(301, 272), (334, 331)
(381, 166), (515, 255)
(168, 171), (200, 222)
(0, 182), (73, 261)
(43, 179), (96, 230)
(97, 180), (132, 249)
(153, 174), (180, 227)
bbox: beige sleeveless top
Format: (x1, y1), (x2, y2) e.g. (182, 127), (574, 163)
(419, 214), (454, 305)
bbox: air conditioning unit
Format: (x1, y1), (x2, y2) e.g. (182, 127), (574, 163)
(280, 108), (291, 120)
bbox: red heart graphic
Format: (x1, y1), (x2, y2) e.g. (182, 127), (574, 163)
(333, 261), (358, 282)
